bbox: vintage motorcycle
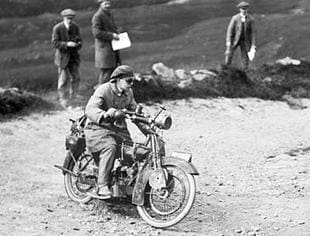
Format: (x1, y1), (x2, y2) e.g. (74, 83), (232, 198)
(55, 106), (199, 228)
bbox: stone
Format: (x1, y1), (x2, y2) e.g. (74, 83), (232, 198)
(178, 78), (193, 88)
(152, 62), (175, 79)
(192, 73), (208, 81)
(175, 69), (191, 80)
(276, 57), (301, 66)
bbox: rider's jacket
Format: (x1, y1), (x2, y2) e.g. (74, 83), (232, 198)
(84, 82), (137, 152)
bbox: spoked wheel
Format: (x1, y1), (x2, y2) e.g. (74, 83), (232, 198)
(64, 152), (94, 204)
(137, 165), (196, 228)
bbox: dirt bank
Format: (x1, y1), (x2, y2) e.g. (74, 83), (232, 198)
(0, 98), (309, 235)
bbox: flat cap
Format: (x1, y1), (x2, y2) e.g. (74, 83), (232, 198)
(236, 1), (250, 8)
(110, 65), (134, 82)
(60, 9), (76, 17)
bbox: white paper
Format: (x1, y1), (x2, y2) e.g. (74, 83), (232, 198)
(112, 32), (131, 51)
(247, 47), (256, 61)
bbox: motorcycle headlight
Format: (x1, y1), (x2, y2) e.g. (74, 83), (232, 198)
(155, 114), (172, 130)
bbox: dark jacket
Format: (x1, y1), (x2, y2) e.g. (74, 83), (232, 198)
(226, 13), (256, 52)
(92, 8), (120, 69)
(51, 21), (82, 68)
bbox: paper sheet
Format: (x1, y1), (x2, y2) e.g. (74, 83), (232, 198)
(247, 47), (256, 61)
(112, 32), (131, 51)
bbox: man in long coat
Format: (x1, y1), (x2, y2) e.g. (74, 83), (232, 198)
(225, 1), (256, 69)
(52, 9), (82, 108)
(92, 0), (121, 86)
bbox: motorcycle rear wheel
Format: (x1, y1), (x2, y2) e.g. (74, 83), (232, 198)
(64, 152), (92, 204)
(137, 165), (196, 228)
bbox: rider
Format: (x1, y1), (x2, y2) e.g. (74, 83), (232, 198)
(84, 65), (147, 199)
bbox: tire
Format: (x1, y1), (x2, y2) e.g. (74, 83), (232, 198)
(137, 165), (196, 228)
(64, 152), (93, 204)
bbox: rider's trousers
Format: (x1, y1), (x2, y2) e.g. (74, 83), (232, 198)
(96, 136), (117, 187)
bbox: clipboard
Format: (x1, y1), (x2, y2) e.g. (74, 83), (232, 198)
(112, 32), (131, 51)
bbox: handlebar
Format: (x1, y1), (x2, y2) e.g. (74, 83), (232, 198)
(122, 108), (172, 130)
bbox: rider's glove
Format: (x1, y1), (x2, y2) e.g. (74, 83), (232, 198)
(104, 108), (117, 119)
(114, 109), (125, 120)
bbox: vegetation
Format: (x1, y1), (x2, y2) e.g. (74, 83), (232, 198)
(0, 0), (310, 114)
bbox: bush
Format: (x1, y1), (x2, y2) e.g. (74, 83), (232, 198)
(0, 87), (54, 115)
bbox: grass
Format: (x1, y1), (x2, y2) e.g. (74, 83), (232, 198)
(0, 0), (310, 101)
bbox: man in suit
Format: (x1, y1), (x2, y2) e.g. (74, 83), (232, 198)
(52, 9), (82, 108)
(225, 1), (256, 69)
(92, 0), (121, 87)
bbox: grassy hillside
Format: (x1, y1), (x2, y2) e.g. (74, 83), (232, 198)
(0, 0), (309, 96)
(0, 0), (169, 18)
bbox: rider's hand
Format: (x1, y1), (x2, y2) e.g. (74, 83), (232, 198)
(113, 33), (119, 40)
(114, 109), (125, 120)
(67, 41), (77, 47)
(104, 108), (117, 119)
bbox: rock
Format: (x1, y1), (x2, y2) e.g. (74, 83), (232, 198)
(192, 73), (208, 81)
(134, 73), (143, 82)
(298, 220), (306, 225)
(282, 94), (306, 109)
(175, 69), (191, 80)
(263, 77), (272, 83)
(178, 78), (193, 88)
(276, 57), (301, 66)
(152, 62), (175, 79)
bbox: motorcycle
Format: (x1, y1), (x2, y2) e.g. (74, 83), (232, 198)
(55, 106), (199, 228)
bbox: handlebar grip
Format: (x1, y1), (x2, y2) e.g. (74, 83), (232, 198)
(131, 115), (151, 124)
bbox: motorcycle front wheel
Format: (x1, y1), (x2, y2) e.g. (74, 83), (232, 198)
(64, 152), (93, 204)
(137, 165), (196, 228)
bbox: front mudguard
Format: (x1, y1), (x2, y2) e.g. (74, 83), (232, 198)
(132, 156), (199, 206)
(162, 156), (199, 176)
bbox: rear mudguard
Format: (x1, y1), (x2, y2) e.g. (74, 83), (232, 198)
(132, 156), (199, 206)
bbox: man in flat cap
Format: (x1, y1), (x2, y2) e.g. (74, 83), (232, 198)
(52, 9), (82, 108)
(84, 65), (149, 199)
(92, 0), (121, 87)
(225, 1), (256, 70)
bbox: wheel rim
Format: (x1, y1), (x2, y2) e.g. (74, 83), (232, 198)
(137, 165), (196, 228)
(149, 174), (186, 215)
(64, 154), (94, 201)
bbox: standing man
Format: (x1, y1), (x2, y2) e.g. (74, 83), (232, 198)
(52, 9), (82, 108)
(225, 1), (256, 70)
(92, 0), (121, 87)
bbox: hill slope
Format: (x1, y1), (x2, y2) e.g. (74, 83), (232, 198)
(0, 0), (309, 96)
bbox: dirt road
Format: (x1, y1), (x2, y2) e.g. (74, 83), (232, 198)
(0, 98), (309, 235)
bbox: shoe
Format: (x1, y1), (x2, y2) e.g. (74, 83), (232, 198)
(87, 186), (111, 200)
(98, 186), (112, 197)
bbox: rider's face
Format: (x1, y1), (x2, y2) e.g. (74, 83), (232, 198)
(117, 76), (134, 91)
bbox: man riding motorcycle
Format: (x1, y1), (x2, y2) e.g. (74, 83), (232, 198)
(84, 65), (148, 199)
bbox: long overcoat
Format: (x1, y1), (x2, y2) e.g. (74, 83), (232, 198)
(92, 8), (119, 69)
(51, 22), (82, 68)
(226, 13), (256, 52)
